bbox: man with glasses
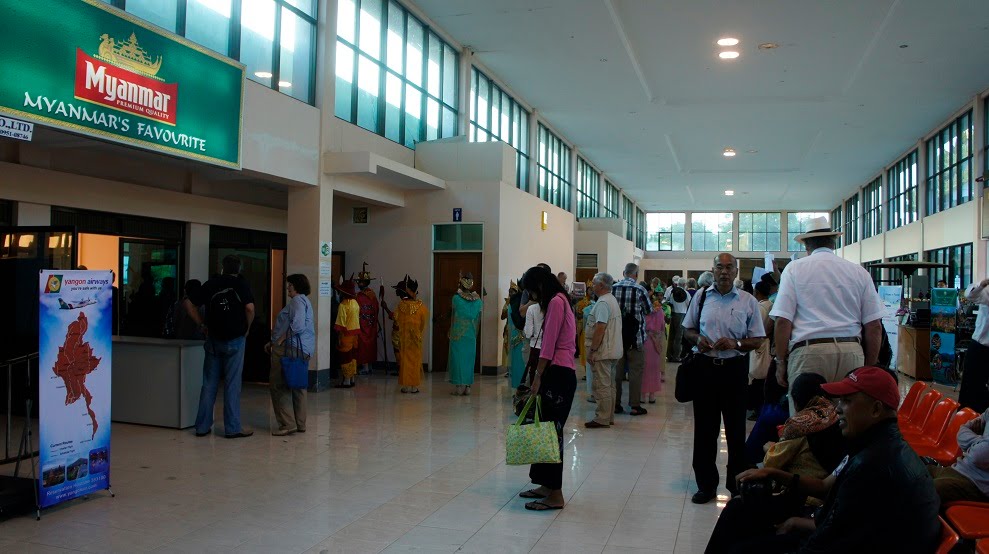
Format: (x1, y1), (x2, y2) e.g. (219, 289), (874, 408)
(683, 253), (766, 504)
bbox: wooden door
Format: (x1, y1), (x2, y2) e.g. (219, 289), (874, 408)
(574, 268), (597, 285)
(432, 252), (483, 374)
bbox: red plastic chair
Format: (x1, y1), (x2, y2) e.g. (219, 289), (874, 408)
(945, 503), (989, 540)
(912, 408), (980, 465)
(903, 398), (959, 447)
(901, 390), (943, 434)
(898, 381), (927, 420)
(977, 538), (989, 554)
(936, 515), (960, 554)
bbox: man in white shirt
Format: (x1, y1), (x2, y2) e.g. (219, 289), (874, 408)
(769, 216), (884, 414)
(585, 273), (624, 428)
(665, 276), (691, 362)
(960, 278), (989, 413)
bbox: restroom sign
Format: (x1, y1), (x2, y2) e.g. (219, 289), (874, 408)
(453, 208), (462, 222)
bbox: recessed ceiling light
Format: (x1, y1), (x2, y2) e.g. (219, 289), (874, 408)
(723, 148), (737, 157)
(746, 149), (759, 154)
(717, 37), (739, 46)
(278, 81), (292, 87)
(899, 44), (909, 48)
(718, 51), (740, 59)
(254, 71), (273, 79)
(758, 42), (779, 50)
(724, 190), (735, 196)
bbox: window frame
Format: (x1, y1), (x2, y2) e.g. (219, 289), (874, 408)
(690, 212), (733, 252)
(110, 0), (318, 104)
(738, 212), (782, 252)
(925, 243), (973, 290)
(646, 212), (686, 252)
(886, 150), (918, 230)
(925, 109), (974, 215)
(861, 177), (882, 239)
(536, 123), (572, 211)
(844, 195), (859, 245)
(831, 206), (843, 249)
(602, 180), (620, 218)
(575, 156), (601, 218)
(787, 212), (830, 252)
(468, 66), (529, 189)
(335, 0), (460, 148)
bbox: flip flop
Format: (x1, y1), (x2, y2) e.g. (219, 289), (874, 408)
(525, 500), (563, 511)
(518, 489), (546, 499)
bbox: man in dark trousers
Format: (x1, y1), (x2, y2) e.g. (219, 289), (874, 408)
(683, 253), (766, 504)
(184, 255), (256, 438)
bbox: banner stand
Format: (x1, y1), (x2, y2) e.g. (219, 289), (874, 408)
(36, 270), (114, 516)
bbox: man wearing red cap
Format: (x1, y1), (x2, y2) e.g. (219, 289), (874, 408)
(708, 366), (939, 553)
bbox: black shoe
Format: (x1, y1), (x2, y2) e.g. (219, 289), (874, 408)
(614, 406), (625, 414)
(691, 490), (716, 504)
(195, 429), (211, 437)
(630, 407), (648, 416)
(224, 430), (254, 439)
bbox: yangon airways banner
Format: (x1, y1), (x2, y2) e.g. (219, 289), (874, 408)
(0, 0), (243, 168)
(38, 270), (113, 509)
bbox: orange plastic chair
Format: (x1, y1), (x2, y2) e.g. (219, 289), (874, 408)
(898, 381), (927, 420)
(936, 515), (960, 554)
(901, 390), (943, 434)
(977, 538), (989, 554)
(912, 408), (980, 465)
(946, 503), (989, 540)
(903, 398), (959, 447)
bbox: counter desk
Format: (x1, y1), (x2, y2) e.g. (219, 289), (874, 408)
(111, 336), (204, 429)
(897, 325), (931, 381)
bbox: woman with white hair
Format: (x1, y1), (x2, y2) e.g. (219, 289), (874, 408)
(697, 271), (715, 289)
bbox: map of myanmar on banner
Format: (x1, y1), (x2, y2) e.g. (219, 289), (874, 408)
(38, 270), (112, 508)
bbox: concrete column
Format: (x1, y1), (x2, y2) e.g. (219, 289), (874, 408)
(185, 223), (210, 282)
(16, 201), (50, 225)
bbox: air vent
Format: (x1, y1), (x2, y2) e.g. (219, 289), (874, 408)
(576, 253), (598, 269)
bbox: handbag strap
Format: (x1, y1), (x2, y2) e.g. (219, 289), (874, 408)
(514, 395), (542, 427)
(287, 298), (309, 351)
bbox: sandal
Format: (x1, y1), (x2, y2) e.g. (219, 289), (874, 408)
(525, 500), (563, 511)
(518, 489), (546, 499)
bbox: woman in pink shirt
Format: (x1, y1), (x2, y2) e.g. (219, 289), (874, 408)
(517, 266), (577, 512)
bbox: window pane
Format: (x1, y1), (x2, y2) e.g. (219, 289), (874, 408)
(359, 0), (382, 60)
(186, 0), (231, 55)
(241, 0), (276, 86)
(357, 55), (380, 132)
(283, 0), (316, 17)
(384, 72), (401, 142)
(427, 34), (441, 97)
(443, 45), (457, 104)
(334, 43), (355, 120)
(404, 85), (422, 147)
(127, 0), (178, 32)
(405, 19), (423, 86)
(442, 107), (456, 138)
(386, 3), (404, 72)
(279, 8), (313, 102)
(425, 98), (440, 140)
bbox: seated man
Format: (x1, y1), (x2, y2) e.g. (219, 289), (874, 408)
(928, 407), (989, 504)
(707, 366), (940, 553)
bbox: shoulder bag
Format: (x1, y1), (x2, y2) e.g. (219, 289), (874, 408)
(506, 396), (561, 465)
(280, 300), (310, 389)
(675, 288), (708, 403)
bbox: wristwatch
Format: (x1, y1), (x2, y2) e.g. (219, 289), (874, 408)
(735, 340), (742, 349)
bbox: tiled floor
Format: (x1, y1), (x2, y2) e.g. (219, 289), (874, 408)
(0, 364), (929, 553)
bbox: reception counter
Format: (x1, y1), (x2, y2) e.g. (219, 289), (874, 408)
(897, 325), (931, 380)
(111, 336), (204, 429)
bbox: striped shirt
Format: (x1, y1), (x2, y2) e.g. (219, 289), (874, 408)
(612, 278), (653, 347)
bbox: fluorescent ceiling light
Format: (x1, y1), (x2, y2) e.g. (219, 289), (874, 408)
(723, 148), (736, 157)
(719, 51), (740, 59)
(724, 190), (735, 196)
(254, 71), (273, 78)
(717, 38), (739, 46)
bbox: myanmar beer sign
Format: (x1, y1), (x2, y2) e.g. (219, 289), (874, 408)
(0, 0), (243, 168)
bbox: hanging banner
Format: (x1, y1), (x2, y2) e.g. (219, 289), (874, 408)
(38, 270), (113, 509)
(0, 0), (244, 168)
(877, 286), (902, 370)
(929, 288), (958, 386)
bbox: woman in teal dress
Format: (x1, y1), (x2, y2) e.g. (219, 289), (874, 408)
(506, 280), (527, 389)
(448, 274), (483, 395)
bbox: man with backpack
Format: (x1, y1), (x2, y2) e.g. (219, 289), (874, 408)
(612, 263), (653, 416)
(184, 255), (256, 438)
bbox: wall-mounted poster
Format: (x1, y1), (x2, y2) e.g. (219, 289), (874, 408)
(877, 286), (902, 370)
(38, 270), (113, 509)
(929, 288), (958, 385)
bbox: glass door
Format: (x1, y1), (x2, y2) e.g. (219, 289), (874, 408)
(119, 239), (180, 338)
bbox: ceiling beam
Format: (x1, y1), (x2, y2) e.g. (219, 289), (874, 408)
(603, 0), (654, 103)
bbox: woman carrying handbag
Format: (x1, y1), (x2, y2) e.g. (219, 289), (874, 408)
(266, 274), (315, 436)
(515, 266), (576, 512)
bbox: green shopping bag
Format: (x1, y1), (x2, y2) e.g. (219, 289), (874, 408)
(506, 395), (561, 465)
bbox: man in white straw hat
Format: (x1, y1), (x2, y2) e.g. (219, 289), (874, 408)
(769, 215), (884, 414)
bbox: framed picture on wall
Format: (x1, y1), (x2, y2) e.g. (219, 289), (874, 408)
(353, 207), (369, 225)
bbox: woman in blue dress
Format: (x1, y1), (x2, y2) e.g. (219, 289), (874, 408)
(448, 274), (483, 395)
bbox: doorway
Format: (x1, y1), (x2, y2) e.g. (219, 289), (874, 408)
(119, 238), (181, 338)
(431, 252), (483, 375)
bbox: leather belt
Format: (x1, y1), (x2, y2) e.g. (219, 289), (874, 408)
(790, 336), (860, 353)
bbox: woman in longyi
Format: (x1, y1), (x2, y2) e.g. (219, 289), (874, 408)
(384, 275), (428, 393)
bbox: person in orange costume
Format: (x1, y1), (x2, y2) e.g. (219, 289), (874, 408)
(383, 275), (428, 394)
(355, 263), (380, 375)
(333, 278), (360, 388)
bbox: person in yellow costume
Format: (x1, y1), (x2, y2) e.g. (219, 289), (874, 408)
(383, 275), (428, 393)
(333, 278), (360, 388)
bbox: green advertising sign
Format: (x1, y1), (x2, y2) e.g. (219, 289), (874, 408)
(0, 0), (243, 168)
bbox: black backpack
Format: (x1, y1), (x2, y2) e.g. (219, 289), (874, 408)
(207, 285), (246, 340)
(671, 285), (688, 303)
(620, 288), (641, 351)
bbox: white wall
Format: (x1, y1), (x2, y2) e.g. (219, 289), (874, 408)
(575, 230), (636, 279)
(242, 81), (320, 186)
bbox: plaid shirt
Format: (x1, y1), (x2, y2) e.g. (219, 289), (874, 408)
(612, 278), (653, 347)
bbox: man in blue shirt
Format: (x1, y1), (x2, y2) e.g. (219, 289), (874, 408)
(683, 253), (766, 504)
